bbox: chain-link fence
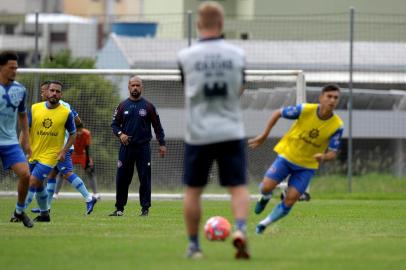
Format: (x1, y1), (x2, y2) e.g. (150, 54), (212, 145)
(1, 10), (406, 193)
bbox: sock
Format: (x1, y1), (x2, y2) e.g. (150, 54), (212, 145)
(35, 186), (49, 213)
(235, 219), (247, 234)
(260, 201), (292, 226)
(46, 178), (57, 209)
(24, 186), (36, 209)
(67, 174), (92, 202)
(259, 182), (273, 200)
(15, 202), (25, 214)
(55, 176), (63, 194)
(188, 235), (200, 249)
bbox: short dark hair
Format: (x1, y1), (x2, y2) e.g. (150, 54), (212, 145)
(48, 80), (64, 89)
(40, 81), (51, 87)
(321, 84), (340, 93)
(0, 51), (18, 66)
(76, 122), (84, 129)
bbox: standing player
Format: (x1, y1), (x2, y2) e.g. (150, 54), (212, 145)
(110, 76), (167, 217)
(0, 51), (33, 228)
(27, 81), (98, 215)
(249, 84), (343, 234)
(177, 2), (250, 259)
(24, 80), (76, 222)
(71, 122), (99, 198)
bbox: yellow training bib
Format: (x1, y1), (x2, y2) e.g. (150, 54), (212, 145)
(29, 102), (71, 167)
(274, 103), (343, 169)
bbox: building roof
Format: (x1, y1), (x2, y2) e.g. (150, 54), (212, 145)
(97, 33), (406, 71)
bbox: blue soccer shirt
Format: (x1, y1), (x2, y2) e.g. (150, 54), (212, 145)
(0, 81), (27, 146)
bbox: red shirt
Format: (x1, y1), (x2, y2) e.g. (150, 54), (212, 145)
(72, 128), (92, 168)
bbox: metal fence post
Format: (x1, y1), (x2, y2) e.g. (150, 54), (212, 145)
(348, 7), (355, 193)
(187, 10), (192, 47)
(34, 11), (40, 103)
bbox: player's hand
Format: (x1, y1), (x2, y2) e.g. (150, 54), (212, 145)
(159, 145), (167, 158)
(57, 149), (66, 162)
(23, 144), (32, 159)
(314, 153), (325, 163)
(85, 158), (95, 173)
(248, 135), (266, 149)
(119, 133), (130, 145)
(25, 147), (32, 159)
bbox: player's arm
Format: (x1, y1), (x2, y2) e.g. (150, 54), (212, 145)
(248, 109), (282, 148)
(17, 91), (31, 157)
(18, 112), (31, 157)
(248, 104), (302, 149)
(57, 112), (77, 161)
(147, 102), (167, 157)
(111, 102), (130, 145)
(70, 106), (81, 127)
(314, 126), (344, 163)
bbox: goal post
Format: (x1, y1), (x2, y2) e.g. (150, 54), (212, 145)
(0, 68), (306, 196)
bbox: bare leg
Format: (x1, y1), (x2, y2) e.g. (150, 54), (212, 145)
(255, 177), (279, 214)
(11, 162), (30, 206)
(183, 186), (204, 236)
(228, 184), (250, 259)
(228, 185), (250, 221)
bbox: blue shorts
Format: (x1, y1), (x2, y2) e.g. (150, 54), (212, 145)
(265, 156), (315, 194)
(54, 149), (74, 175)
(0, 144), (27, 169)
(183, 139), (247, 187)
(29, 161), (53, 181)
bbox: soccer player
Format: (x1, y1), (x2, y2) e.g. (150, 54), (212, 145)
(177, 2), (250, 259)
(110, 76), (167, 217)
(28, 81), (98, 215)
(0, 51), (33, 228)
(24, 80), (76, 222)
(71, 122), (99, 197)
(249, 84), (344, 234)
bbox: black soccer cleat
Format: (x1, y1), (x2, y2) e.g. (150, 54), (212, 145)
(11, 211), (34, 228)
(254, 197), (270, 214)
(139, 209), (149, 217)
(299, 192), (311, 201)
(109, 210), (124, 216)
(33, 213), (51, 222)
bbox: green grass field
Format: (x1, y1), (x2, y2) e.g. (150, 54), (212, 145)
(1, 195), (406, 270)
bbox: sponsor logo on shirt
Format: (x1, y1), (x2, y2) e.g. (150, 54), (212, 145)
(42, 118), (53, 128)
(139, 109), (147, 117)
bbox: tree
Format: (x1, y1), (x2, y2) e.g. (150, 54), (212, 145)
(19, 50), (121, 186)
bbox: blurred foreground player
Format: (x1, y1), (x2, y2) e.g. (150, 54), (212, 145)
(178, 1), (250, 259)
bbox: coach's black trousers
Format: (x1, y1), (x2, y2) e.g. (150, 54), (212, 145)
(115, 142), (151, 212)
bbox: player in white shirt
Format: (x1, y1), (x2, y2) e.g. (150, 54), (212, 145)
(178, 1), (250, 260)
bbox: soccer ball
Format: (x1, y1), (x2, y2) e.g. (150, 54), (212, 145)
(204, 216), (231, 241)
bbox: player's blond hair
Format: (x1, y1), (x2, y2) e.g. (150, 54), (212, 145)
(197, 1), (224, 30)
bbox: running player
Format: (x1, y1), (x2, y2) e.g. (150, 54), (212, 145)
(250, 84), (344, 234)
(27, 81), (98, 215)
(0, 51), (33, 228)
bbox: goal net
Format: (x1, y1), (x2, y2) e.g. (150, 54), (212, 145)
(0, 69), (305, 194)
